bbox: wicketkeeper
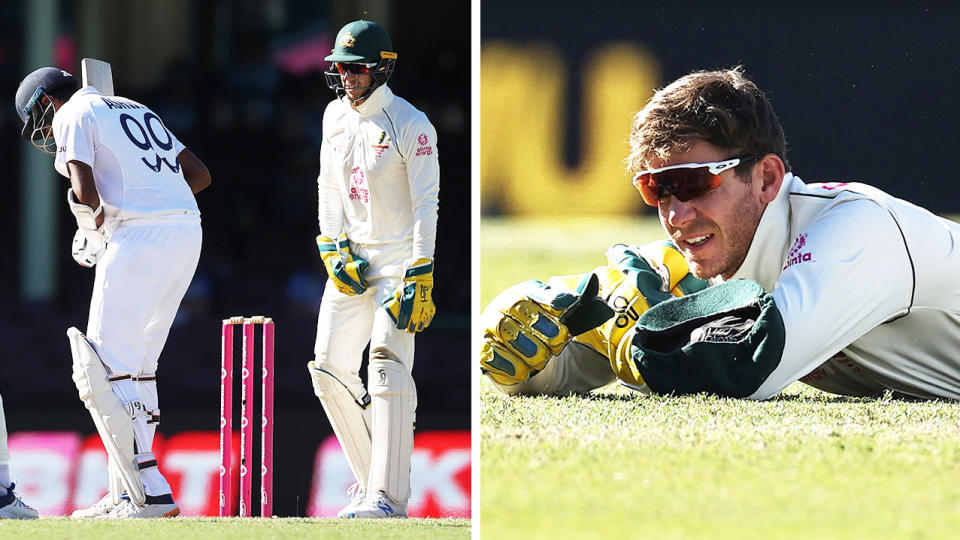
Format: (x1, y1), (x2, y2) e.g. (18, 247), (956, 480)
(307, 20), (440, 518)
(483, 66), (960, 401)
(15, 65), (211, 518)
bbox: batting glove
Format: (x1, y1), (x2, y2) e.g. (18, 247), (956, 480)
(382, 258), (436, 333)
(316, 233), (369, 296)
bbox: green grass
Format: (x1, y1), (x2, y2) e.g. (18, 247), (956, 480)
(480, 216), (960, 539)
(0, 517), (470, 539)
(480, 215), (664, 305)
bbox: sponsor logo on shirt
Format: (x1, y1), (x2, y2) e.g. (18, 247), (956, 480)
(349, 166), (369, 203)
(783, 232), (813, 270)
(415, 133), (432, 156)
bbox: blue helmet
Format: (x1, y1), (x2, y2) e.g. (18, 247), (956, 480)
(15, 67), (78, 152)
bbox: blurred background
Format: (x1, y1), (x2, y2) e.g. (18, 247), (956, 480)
(482, 1), (960, 219)
(0, 0), (469, 517)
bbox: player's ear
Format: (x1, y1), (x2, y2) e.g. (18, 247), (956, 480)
(755, 153), (785, 204)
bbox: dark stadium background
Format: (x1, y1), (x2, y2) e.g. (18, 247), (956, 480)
(0, 0), (469, 516)
(481, 1), (960, 217)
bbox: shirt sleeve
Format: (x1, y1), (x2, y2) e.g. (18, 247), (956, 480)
(399, 114), (440, 261)
(317, 114), (344, 236)
(747, 198), (914, 399)
(53, 101), (98, 177)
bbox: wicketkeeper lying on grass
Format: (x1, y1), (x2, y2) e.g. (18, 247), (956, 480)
(482, 66), (960, 401)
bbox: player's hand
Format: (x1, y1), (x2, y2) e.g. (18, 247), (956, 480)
(71, 228), (104, 268)
(382, 258), (435, 333)
(480, 273), (614, 386)
(316, 233), (369, 295)
(583, 241), (708, 388)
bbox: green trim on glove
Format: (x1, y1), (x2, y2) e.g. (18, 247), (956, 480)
(316, 233), (369, 296)
(631, 279), (786, 397)
(382, 258), (436, 333)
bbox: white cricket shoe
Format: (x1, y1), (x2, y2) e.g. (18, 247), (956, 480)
(71, 493), (118, 518)
(336, 483), (367, 518)
(344, 490), (407, 519)
(103, 494), (179, 519)
(0, 484), (39, 520)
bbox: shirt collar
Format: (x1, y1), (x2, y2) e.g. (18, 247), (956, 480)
(718, 172), (801, 292)
(345, 84), (393, 116)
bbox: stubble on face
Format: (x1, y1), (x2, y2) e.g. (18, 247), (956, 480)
(662, 175), (766, 281)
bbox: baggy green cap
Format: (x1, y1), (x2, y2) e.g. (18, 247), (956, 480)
(325, 20), (396, 64)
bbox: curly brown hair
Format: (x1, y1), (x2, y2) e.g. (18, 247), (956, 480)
(626, 66), (789, 176)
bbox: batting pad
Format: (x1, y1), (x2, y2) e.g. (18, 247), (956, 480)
(68, 327), (146, 505)
(308, 361), (372, 486)
(367, 358), (416, 503)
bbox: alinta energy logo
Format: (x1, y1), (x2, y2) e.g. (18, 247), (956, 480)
(783, 232), (813, 270)
(415, 133), (432, 156)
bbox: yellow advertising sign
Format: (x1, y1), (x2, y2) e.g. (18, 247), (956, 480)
(481, 42), (659, 216)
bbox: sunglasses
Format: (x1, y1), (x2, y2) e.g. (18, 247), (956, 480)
(334, 62), (377, 75)
(632, 155), (758, 206)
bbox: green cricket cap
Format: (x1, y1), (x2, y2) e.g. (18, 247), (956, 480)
(325, 20), (396, 64)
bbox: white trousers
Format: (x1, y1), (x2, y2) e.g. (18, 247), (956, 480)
(87, 217), (202, 376)
(314, 241), (415, 391)
(85, 216), (202, 496)
(313, 241), (417, 500)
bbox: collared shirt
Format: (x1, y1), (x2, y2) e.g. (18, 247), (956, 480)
(317, 85), (440, 261)
(722, 173), (960, 400)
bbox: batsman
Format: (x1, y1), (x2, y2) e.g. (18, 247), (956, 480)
(307, 20), (440, 518)
(483, 66), (960, 402)
(15, 64), (211, 518)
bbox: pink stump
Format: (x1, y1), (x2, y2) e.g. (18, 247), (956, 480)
(261, 321), (275, 517)
(219, 322), (234, 517)
(239, 321), (255, 517)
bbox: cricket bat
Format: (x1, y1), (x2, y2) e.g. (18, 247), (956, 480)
(81, 58), (114, 96)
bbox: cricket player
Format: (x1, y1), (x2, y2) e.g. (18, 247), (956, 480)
(15, 66), (211, 518)
(0, 394), (38, 519)
(307, 20), (439, 518)
(482, 66), (960, 401)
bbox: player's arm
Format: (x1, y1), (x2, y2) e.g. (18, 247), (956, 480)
(317, 105), (345, 236)
(632, 199), (913, 399)
(66, 161), (102, 228)
(401, 117), (440, 262)
(381, 116), (440, 333)
(177, 148), (211, 194)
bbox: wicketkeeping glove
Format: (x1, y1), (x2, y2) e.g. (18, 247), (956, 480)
(381, 258), (436, 333)
(480, 273), (614, 386)
(316, 233), (369, 296)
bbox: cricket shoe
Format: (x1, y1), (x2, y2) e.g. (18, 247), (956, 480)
(103, 494), (179, 518)
(344, 490), (407, 519)
(71, 492), (119, 518)
(336, 483), (367, 518)
(0, 483), (39, 519)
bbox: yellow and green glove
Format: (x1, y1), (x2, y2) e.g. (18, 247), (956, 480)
(316, 233), (369, 296)
(382, 258), (436, 333)
(480, 241), (707, 388)
(480, 273), (614, 386)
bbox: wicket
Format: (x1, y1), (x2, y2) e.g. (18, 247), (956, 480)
(220, 316), (275, 517)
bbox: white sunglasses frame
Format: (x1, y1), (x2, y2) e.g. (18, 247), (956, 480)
(631, 157), (743, 189)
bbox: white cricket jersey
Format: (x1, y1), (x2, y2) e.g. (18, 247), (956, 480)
(52, 87), (200, 228)
(721, 173), (960, 400)
(317, 85), (440, 260)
